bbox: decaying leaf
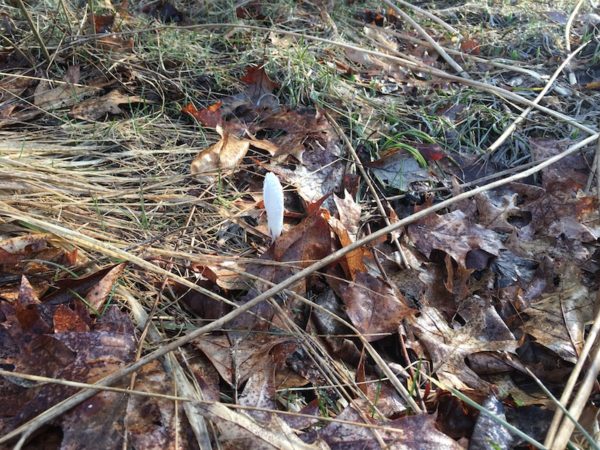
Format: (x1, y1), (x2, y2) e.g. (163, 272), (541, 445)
(407, 305), (518, 390)
(329, 272), (415, 341)
(408, 209), (504, 269)
(192, 333), (293, 386)
(367, 148), (432, 191)
(520, 265), (594, 363)
(125, 360), (196, 450)
(70, 89), (146, 121)
(0, 273), (136, 450)
(317, 405), (463, 449)
(34, 80), (97, 111)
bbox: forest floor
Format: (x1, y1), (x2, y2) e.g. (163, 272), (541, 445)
(1, 0), (600, 449)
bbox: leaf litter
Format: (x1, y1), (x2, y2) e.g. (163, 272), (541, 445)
(1, 1), (600, 449)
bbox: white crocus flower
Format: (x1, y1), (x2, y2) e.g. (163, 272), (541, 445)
(263, 172), (284, 240)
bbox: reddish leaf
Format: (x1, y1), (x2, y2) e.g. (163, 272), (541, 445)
(414, 142), (446, 161)
(326, 214), (367, 280)
(15, 277), (50, 334)
(53, 304), (89, 333)
(240, 65), (278, 92)
(182, 101), (223, 128)
(460, 38), (481, 55)
(93, 14), (115, 33)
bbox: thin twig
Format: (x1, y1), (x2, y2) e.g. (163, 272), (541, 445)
(526, 367), (597, 448)
(0, 132), (597, 445)
(585, 145), (599, 193)
(487, 42), (586, 153)
(384, 26), (547, 82)
(564, 0), (585, 85)
(389, 0), (459, 35)
(383, 0), (470, 78)
(326, 111), (408, 267)
(14, 0), (51, 65)
(55, 23), (599, 135)
(544, 294), (600, 447)
(550, 337), (600, 449)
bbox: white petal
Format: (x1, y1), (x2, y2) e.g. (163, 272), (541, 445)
(263, 172), (284, 240)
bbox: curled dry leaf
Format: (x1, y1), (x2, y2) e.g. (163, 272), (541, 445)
(190, 125), (250, 177)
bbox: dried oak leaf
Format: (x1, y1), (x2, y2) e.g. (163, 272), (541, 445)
(317, 406), (462, 450)
(192, 332), (292, 386)
(520, 189), (600, 244)
(0, 299), (136, 448)
(329, 272), (415, 341)
(333, 191), (362, 239)
(239, 366), (278, 423)
(519, 265), (594, 363)
(407, 209), (504, 269)
(407, 306), (518, 390)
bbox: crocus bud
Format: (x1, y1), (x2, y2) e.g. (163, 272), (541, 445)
(263, 172), (284, 240)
